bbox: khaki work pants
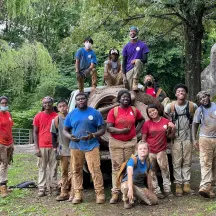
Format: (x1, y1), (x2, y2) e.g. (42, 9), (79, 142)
(121, 181), (158, 205)
(125, 59), (143, 90)
(104, 68), (123, 86)
(199, 137), (216, 189)
(77, 68), (97, 92)
(109, 137), (137, 194)
(0, 144), (13, 184)
(71, 147), (104, 194)
(171, 139), (192, 184)
(150, 151), (171, 194)
(37, 148), (58, 191)
(60, 156), (72, 196)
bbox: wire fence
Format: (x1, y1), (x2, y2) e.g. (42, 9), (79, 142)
(12, 128), (33, 145)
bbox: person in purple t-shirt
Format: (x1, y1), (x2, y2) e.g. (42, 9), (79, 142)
(122, 26), (149, 91)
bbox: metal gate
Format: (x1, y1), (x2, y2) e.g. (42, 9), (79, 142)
(12, 128), (33, 145)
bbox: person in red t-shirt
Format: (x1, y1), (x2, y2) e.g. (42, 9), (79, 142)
(33, 96), (58, 197)
(107, 90), (144, 204)
(141, 75), (167, 103)
(142, 104), (175, 199)
(0, 96), (14, 198)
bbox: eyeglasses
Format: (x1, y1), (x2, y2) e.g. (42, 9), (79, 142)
(0, 102), (8, 105)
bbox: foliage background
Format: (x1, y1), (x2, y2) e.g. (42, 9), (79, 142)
(0, 0), (215, 128)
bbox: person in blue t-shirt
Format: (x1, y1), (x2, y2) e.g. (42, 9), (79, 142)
(121, 140), (158, 209)
(75, 37), (97, 93)
(63, 92), (105, 204)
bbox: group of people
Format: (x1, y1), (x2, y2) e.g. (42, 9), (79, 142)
(0, 25), (216, 211)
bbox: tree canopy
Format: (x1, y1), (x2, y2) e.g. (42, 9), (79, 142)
(0, 0), (216, 127)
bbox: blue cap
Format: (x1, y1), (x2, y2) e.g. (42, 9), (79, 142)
(129, 26), (139, 33)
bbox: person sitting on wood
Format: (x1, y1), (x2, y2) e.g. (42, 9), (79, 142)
(141, 74), (167, 103)
(104, 48), (123, 86)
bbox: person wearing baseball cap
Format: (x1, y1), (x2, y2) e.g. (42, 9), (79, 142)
(122, 26), (149, 91)
(104, 48), (123, 86)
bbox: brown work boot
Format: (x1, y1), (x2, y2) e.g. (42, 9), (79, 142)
(37, 190), (46, 197)
(0, 185), (8, 198)
(72, 190), (83, 204)
(56, 193), (69, 201)
(199, 187), (216, 199)
(110, 193), (119, 204)
(175, 184), (183, 197)
(156, 192), (165, 199)
(183, 183), (195, 195)
(164, 191), (174, 198)
(124, 200), (132, 209)
(67, 189), (74, 202)
(96, 191), (105, 204)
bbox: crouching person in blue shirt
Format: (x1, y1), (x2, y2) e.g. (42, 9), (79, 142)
(63, 92), (105, 204)
(120, 140), (158, 209)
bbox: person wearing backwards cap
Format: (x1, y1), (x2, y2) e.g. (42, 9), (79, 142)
(104, 48), (123, 86)
(122, 26), (149, 91)
(33, 96), (58, 197)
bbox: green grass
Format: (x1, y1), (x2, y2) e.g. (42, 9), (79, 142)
(2, 153), (216, 216)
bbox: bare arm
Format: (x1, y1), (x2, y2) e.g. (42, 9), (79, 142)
(63, 126), (72, 140)
(122, 56), (127, 74)
(107, 123), (130, 134)
(52, 133), (58, 149)
(127, 166), (134, 202)
(33, 126), (39, 150)
(93, 125), (105, 137)
(89, 63), (95, 70)
(135, 118), (145, 134)
(141, 53), (148, 64)
(192, 122), (199, 149)
(75, 59), (80, 73)
(142, 133), (147, 141)
(167, 122), (176, 139)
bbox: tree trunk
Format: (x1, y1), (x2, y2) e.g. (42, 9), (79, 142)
(184, 19), (204, 101)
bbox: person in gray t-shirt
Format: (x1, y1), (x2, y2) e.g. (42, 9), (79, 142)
(165, 83), (197, 197)
(50, 99), (71, 201)
(192, 91), (216, 199)
(104, 48), (123, 86)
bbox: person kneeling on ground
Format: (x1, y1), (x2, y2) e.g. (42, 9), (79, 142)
(120, 140), (158, 209)
(104, 48), (123, 86)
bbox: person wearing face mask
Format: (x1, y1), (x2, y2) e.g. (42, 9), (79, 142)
(122, 26), (149, 91)
(104, 48), (123, 86)
(141, 75), (167, 103)
(0, 96), (14, 198)
(75, 37), (97, 93)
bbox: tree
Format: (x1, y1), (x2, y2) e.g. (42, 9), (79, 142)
(89, 0), (216, 100)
